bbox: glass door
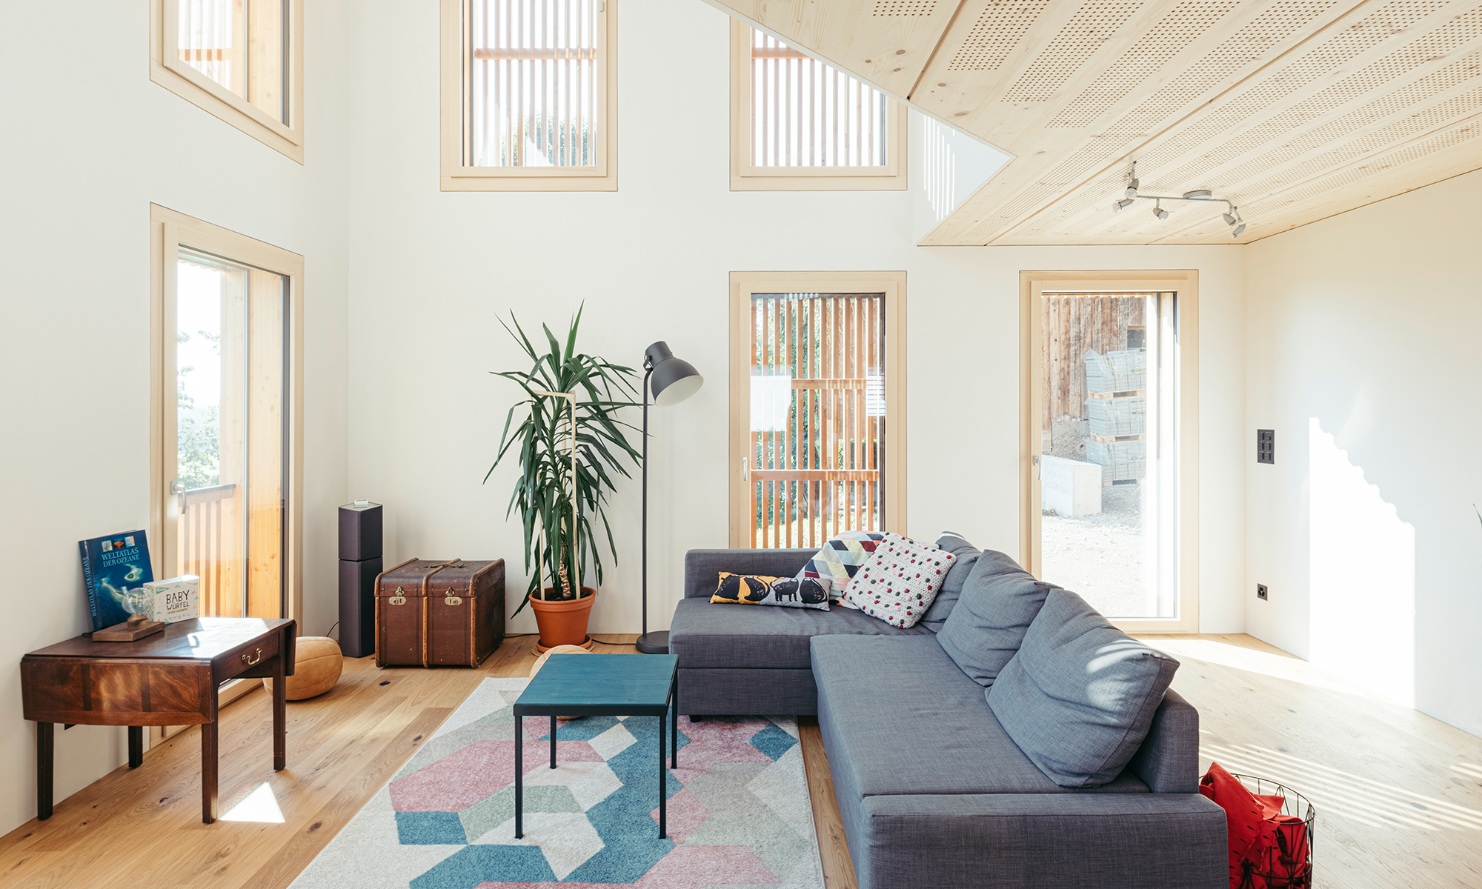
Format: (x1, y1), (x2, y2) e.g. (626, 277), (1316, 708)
(1034, 290), (1181, 622)
(166, 247), (287, 620)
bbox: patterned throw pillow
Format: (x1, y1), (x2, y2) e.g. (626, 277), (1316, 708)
(796, 531), (887, 601)
(710, 573), (830, 611)
(840, 533), (956, 628)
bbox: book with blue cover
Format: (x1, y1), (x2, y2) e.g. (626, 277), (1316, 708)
(78, 531), (154, 631)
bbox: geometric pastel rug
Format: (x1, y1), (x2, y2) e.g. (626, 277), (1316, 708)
(289, 678), (825, 889)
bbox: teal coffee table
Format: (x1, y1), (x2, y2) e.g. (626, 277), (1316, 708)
(514, 653), (679, 839)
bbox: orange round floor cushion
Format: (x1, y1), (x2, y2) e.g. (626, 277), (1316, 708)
(262, 636), (343, 700)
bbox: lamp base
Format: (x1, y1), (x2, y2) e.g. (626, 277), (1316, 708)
(635, 631), (670, 654)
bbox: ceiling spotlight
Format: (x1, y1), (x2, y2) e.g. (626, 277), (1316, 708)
(1125, 179), (1139, 198)
(1153, 201), (1169, 221)
(1222, 212), (1238, 226)
(1231, 222), (1246, 237)
(1115, 198), (1135, 211)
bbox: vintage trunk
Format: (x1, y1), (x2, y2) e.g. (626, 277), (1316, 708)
(425, 560), (505, 667)
(374, 558), (449, 667)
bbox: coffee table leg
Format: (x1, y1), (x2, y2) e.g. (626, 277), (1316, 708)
(201, 720), (219, 824)
(658, 712), (667, 839)
(128, 726), (143, 769)
(550, 715), (557, 769)
(36, 722), (53, 821)
(514, 708), (523, 839)
(671, 676), (678, 769)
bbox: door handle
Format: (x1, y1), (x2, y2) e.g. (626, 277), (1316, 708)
(171, 479), (187, 514)
(1032, 456), (1041, 480)
(742, 457), (749, 481)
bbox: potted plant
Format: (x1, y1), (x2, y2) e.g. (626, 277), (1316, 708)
(487, 306), (640, 651)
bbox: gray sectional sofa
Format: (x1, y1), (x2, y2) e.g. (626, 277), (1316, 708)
(669, 541), (1227, 889)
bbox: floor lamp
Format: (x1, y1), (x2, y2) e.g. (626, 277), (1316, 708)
(636, 342), (703, 655)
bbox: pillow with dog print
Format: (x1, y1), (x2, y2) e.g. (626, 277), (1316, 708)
(711, 572), (831, 611)
(840, 533), (956, 628)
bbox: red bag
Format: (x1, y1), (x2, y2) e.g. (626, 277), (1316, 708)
(1199, 763), (1311, 889)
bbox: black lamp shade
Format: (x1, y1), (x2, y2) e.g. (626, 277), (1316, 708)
(646, 342), (703, 405)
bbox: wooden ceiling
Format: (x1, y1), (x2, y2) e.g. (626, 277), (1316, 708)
(711, 0), (1482, 244)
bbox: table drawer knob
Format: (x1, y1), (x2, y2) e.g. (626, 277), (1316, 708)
(242, 648), (262, 666)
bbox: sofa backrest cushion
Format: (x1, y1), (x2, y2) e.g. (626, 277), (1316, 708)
(987, 588), (1180, 788)
(917, 533), (981, 633)
(934, 549), (1055, 686)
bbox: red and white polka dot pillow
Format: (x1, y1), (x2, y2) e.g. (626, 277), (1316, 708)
(841, 533), (956, 628)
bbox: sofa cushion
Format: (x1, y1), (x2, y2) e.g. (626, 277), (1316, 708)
(840, 533), (955, 628)
(917, 532), (981, 632)
(669, 596), (932, 670)
(710, 572), (830, 610)
(988, 588), (1180, 788)
(812, 635), (1148, 797)
(797, 531), (887, 600)
(935, 550), (1057, 687)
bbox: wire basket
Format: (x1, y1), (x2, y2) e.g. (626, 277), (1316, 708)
(1231, 774), (1316, 889)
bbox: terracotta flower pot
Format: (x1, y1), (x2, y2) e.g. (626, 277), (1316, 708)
(530, 587), (597, 651)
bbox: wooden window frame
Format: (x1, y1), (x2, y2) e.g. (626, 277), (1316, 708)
(728, 271), (908, 547)
(1019, 270), (1200, 634)
(439, 0), (619, 192)
(729, 22), (907, 192)
(149, 0), (305, 163)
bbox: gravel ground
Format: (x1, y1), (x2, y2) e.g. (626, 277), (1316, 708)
(1040, 485), (1158, 618)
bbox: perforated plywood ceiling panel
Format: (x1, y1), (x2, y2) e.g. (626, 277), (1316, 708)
(704, 0), (1482, 244)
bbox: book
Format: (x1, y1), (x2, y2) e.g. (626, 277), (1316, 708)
(145, 575), (200, 623)
(79, 531), (154, 631)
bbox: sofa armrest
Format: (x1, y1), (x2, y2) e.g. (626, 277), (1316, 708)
(1127, 687), (1201, 793)
(682, 549), (816, 599)
(855, 792), (1226, 889)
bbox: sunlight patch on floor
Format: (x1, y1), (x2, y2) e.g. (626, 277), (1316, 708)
(1145, 636), (1384, 700)
(1203, 741), (1482, 832)
(220, 782), (285, 824)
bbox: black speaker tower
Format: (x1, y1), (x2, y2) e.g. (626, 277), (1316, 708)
(338, 501), (382, 658)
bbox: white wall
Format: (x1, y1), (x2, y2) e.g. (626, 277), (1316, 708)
(346, 0), (1248, 640)
(0, 2), (350, 834)
(1244, 169), (1482, 736)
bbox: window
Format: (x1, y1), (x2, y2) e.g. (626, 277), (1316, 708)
(730, 23), (907, 191)
(729, 272), (907, 548)
(150, 0), (304, 162)
(1020, 271), (1200, 633)
(150, 204), (304, 626)
(441, 0), (618, 191)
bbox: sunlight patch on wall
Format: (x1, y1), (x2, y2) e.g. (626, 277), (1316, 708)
(1308, 418), (1415, 708)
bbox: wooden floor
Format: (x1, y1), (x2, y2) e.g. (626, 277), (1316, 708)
(1, 633), (1479, 888)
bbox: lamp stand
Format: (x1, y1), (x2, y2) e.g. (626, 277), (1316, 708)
(636, 364), (669, 654)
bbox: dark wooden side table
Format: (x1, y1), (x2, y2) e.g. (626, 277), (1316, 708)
(20, 617), (296, 824)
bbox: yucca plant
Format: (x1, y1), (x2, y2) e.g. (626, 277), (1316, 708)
(486, 306), (641, 615)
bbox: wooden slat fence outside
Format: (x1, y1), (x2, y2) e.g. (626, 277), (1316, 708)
(748, 29), (889, 168)
(1041, 293), (1148, 430)
(750, 293), (886, 549)
(179, 483), (243, 618)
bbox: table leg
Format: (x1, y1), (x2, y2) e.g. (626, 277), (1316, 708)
(671, 676), (678, 769)
(658, 711), (667, 839)
(550, 715), (557, 769)
(128, 726), (143, 769)
(273, 654), (287, 771)
(201, 720), (219, 824)
(36, 722), (53, 821)
(514, 708), (524, 839)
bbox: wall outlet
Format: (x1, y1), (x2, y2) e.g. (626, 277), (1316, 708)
(1257, 583), (1269, 601)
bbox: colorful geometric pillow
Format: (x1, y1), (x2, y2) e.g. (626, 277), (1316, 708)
(840, 533), (956, 628)
(796, 531), (887, 601)
(710, 573), (830, 611)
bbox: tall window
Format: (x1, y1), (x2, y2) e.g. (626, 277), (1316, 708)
(729, 272), (908, 548)
(441, 0), (618, 191)
(151, 205), (305, 625)
(730, 23), (906, 191)
(150, 0), (304, 161)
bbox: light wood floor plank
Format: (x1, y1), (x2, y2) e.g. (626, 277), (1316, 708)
(2, 633), (1479, 888)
